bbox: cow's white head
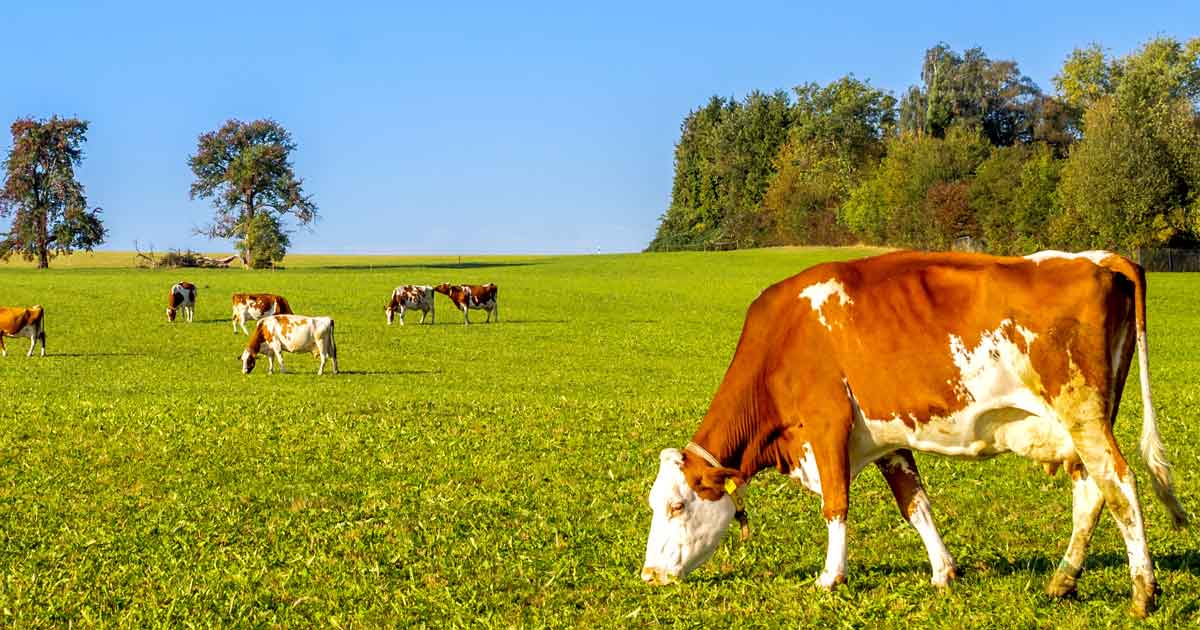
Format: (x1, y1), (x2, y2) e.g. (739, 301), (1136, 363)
(385, 305), (396, 325)
(166, 306), (177, 322)
(641, 448), (743, 585)
(241, 349), (257, 374)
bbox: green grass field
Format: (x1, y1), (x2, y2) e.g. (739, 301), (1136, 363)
(0, 247), (1196, 627)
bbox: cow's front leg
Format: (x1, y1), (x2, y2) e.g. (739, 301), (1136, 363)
(274, 349), (286, 374)
(1, 335), (7, 357)
(398, 306), (406, 326)
(461, 305), (470, 325)
(877, 450), (957, 587)
(813, 436), (851, 589)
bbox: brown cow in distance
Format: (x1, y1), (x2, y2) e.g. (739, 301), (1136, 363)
(0, 305), (46, 357)
(433, 283), (498, 324)
(231, 293), (293, 334)
(641, 250), (1188, 618)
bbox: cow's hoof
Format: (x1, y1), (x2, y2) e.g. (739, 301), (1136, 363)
(1130, 575), (1159, 618)
(931, 565), (958, 589)
(1046, 571), (1078, 599)
(816, 572), (845, 591)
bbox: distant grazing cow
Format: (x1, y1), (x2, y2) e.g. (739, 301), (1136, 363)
(386, 285), (435, 325)
(0, 306), (46, 357)
(231, 293), (293, 335)
(433, 283), (498, 324)
(640, 250), (1188, 618)
(241, 314), (338, 375)
(167, 282), (197, 323)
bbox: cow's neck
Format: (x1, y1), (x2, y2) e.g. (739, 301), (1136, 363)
(246, 326), (266, 354)
(687, 379), (783, 479)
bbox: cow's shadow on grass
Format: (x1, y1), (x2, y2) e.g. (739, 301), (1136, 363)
(43, 352), (143, 358)
(315, 261), (542, 271)
(332, 369), (441, 376)
(765, 549), (1200, 585)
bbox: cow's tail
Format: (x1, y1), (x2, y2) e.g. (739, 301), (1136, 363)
(1103, 254), (1188, 528)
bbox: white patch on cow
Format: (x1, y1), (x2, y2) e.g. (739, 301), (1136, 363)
(847, 320), (1077, 475)
(789, 443), (822, 495)
(817, 516), (847, 589)
(641, 448), (736, 585)
(1024, 250), (1112, 265)
(798, 279), (853, 330)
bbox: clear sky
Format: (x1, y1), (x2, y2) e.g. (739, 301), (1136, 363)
(4, 1), (1198, 255)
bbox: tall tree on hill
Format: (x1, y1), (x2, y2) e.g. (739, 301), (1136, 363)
(900, 44), (1043, 146)
(0, 117), (106, 269)
(189, 119), (317, 268)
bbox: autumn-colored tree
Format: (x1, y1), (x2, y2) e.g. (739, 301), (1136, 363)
(188, 119), (316, 268)
(0, 117), (106, 268)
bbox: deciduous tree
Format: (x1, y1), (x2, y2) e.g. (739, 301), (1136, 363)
(0, 117), (106, 268)
(189, 119), (316, 268)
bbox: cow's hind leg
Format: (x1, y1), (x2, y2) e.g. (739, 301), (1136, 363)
(1, 335), (7, 357)
(877, 450), (957, 587)
(1067, 418), (1157, 617)
(1047, 461), (1105, 599)
(26, 332), (36, 357)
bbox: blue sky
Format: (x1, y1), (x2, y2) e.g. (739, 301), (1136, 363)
(4, 1), (1198, 255)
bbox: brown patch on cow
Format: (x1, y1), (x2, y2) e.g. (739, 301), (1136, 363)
(275, 315), (294, 340)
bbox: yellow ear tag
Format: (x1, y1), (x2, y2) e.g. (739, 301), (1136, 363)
(724, 478), (745, 511)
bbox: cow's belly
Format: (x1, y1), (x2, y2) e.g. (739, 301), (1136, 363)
(847, 386), (1075, 475)
(7, 324), (37, 339)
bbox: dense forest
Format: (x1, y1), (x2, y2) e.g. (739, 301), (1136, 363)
(648, 38), (1200, 255)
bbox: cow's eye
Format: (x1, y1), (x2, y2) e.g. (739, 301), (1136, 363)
(668, 501), (685, 517)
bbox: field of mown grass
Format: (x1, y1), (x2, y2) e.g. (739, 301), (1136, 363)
(0, 246), (1197, 627)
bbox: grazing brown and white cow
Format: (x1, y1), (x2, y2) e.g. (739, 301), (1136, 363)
(167, 282), (197, 323)
(386, 285), (435, 325)
(231, 293), (293, 335)
(433, 283), (498, 324)
(0, 305), (45, 357)
(241, 314), (338, 375)
(641, 250), (1188, 617)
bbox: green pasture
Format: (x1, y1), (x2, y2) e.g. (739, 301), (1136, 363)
(0, 247), (1197, 627)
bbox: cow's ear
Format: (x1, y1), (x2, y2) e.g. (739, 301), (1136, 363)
(698, 466), (745, 501)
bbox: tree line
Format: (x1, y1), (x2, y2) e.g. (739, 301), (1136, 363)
(0, 118), (315, 268)
(648, 37), (1200, 256)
